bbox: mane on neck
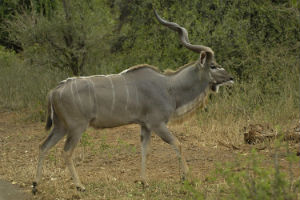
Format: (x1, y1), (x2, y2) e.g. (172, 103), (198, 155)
(163, 62), (196, 75)
(120, 64), (160, 74)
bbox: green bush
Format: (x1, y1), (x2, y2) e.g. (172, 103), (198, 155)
(0, 0), (299, 124)
(0, 46), (66, 114)
(183, 147), (300, 200)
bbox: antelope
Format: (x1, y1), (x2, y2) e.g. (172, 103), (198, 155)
(32, 10), (233, 194)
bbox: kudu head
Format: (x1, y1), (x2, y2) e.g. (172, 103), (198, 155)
(154, 10), (234, 92)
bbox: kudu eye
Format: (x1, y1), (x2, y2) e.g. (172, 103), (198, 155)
(210, 65), (217, 69)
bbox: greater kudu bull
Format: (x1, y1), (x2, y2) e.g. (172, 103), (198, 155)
(32, 10), (233, 193)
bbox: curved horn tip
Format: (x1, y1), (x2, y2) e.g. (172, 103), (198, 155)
(207, 48), (214, 55)
(153, 9), (160, 19)
(202, 47), (214, 55)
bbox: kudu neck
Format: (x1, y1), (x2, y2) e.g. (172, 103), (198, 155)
(168, 64), (210, 111)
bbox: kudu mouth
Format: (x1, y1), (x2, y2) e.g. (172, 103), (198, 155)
(211, 78), (234, 93)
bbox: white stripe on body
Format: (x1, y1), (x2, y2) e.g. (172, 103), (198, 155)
(74, 79), (84, 108)
(59, 83), (66, 100)
(135, 85), (139, 111)
(70, 80), (76, 107)
(85, 78), (97, 107)
(121, 76), (130, 111)
(108, 76), (116, 112)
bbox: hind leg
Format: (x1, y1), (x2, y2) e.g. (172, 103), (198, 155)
(63, 125), (87, 191)
(33, 125), (66, 194)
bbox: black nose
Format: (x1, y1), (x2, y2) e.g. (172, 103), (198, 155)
(230, 77), (234, 81)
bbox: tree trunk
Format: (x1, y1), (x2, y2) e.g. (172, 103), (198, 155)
(62, 0), (83, 76)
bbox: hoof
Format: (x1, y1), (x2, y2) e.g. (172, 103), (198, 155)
(134, 180), (149, 189)
(141, 181), (149, 189)
(32, 188), (38, 195)
(32, 182), (38, 195)
(180, 175), (186, 182)
(76, 186), (86, 192)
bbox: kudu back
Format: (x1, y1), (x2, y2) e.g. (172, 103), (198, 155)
(32, 10), (233, 194)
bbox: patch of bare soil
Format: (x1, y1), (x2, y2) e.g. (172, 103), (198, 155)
(0, 111), (299, 199)
(0, 180), (30, 200)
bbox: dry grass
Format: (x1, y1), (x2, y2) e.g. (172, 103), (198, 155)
(0, 109), (299, 199)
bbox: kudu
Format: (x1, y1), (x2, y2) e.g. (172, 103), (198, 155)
(32, 10), (233, 193)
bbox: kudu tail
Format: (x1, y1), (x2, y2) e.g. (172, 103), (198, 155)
(45, 92), (53, 131)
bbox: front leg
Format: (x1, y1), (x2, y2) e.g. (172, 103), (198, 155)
(152, 123), (189, 180)
(140, 125), (151, 185)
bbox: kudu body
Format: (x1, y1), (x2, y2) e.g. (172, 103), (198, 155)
(32, 10), (233, 193)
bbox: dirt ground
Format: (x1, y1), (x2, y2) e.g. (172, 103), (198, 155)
(0, 179), (30, 200)
(0, 111), (299, 200)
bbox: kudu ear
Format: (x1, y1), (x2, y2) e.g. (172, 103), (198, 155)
(199, 51), (207, 66)
(197, 51), (213, 68)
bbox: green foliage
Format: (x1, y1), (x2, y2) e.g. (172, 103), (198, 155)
(97, 135), (111, 152)
(0, 0), (58, 50)
(116, 138), (137, 154)
(0, 0), (299, 125)
(5, 0), (115, 75)
(0, 45), (66, 111)
(108, 0), (299, 77)
(2, 0), (300, 76)
(183, 148), (300, 200)
(81, 132), (93, 148)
